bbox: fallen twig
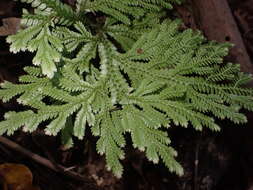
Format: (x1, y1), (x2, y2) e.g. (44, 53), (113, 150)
(194, 135), (200, 190)
(0, 136), (100, 189)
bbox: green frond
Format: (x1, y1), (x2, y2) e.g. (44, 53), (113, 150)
(0, 111), (35, 135)
(207, 63), (240, 82)
(131, 78), (165, 96)
(61, 117), (74, 149)
(119, 105), (183, 175)
(19, 0), (51, 10)
(7, 23), (43, 53)
(1, 72), (51, 110)
(23, 66), (43, 77)
(40, 0), (77, 24)
(7, 0), (79, 78)
(58, 65), (92, 92)
(44, 113), (68, 136)
(20, 0), (77, 25)
(40, 86), (74, 102)
(229, 95), (253, 112)
(104, 12), (162, 51)
(58, 22), (93, 52)
(188, 90), (247, 123)
(7, 24), (63, 78)
(233, 72), (253, 87)
(158, 145), (183, 176)
(0, 82), (26, 102)
(74, 105), (95, 139)
(86, 0), (182, 25)
(95, 112), (125, 178)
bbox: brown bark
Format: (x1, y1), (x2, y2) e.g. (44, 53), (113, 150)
(191, 0), (253, 74)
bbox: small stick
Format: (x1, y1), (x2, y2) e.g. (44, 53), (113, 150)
(194, 138), (200, 190)
(0, 136), (99, 188)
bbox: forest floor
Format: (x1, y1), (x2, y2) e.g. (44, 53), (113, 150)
(0, 0), (253, 190)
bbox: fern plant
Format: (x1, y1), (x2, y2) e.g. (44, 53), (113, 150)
(1, 0), (253, 177)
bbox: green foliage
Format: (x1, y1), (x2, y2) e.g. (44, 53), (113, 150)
(1, 0), (253, 178)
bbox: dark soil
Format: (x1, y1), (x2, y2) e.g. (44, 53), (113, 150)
(1, 0), (253, 190)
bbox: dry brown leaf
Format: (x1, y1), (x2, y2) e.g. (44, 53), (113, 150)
(0, 163), (40, 190)
(0, 17), (21, 36)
